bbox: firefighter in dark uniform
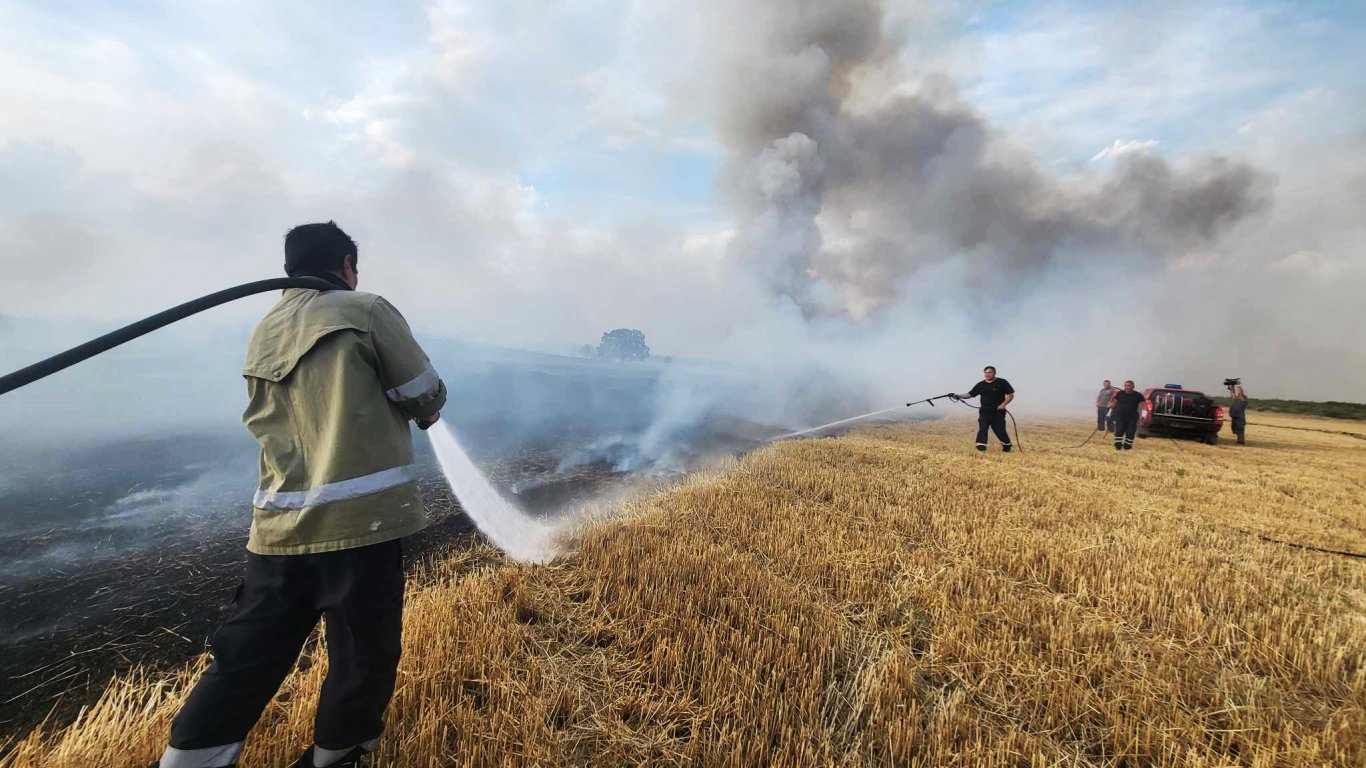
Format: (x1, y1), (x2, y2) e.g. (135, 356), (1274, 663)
(1109, 380), (1145, 451)
(956, 365), (1015, 452)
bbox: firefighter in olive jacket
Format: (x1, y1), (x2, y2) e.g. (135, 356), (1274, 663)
(156, 222), (445, 768)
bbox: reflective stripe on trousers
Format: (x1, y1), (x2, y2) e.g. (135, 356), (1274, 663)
(158, 743), (243, 768)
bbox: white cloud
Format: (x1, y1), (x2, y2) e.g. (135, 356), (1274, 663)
(1091, 138), (1159, 162)
(958, 1), (1362, 163)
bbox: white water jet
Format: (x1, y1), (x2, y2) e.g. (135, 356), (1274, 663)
(427, 421), (560, 563)
(775, 405), (906, 440)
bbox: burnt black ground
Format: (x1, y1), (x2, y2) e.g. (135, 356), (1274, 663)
(0, 458), (635, 743)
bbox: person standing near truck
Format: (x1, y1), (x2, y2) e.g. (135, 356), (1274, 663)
(1109, 380), (1145, 451)
(1096, 379), (1118, 433)
(956, 365), (1015, 452)
(1229, 383), (1249, 445)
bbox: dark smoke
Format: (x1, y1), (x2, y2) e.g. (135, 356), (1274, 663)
(713, 0), (1272, 317)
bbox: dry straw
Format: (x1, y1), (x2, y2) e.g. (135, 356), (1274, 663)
(3, 411), (1363, 766)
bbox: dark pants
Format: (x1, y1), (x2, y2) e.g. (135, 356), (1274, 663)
(1096, 407), (1114, 432)
(1232, 416), (1246, 444)
(976, 410), (1010, 449)
(1113, 414), (1138, 449)
(169, 539), (404, 754)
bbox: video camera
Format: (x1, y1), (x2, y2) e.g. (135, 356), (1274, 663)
(1223, 377), (1241, 388)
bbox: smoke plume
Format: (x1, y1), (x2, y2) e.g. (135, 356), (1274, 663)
(712, 1), (1271, 318)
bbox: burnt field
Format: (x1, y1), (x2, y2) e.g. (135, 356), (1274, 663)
(0, 452), (635, 741)
(0, 349), (854, 741)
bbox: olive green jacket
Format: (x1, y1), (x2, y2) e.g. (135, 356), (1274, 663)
(241, 287), (446, 555)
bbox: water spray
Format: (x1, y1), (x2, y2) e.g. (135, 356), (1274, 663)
(774, 391), (1026, 451)
(426, 422), (560, 563)
(774, 405), (908, 440)
(773, 393), (961, 441)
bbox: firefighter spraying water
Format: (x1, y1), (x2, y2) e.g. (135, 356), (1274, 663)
(0, 221), (542, 768)
(954, 365), (1016, 453)
(152, 222), (447, 768)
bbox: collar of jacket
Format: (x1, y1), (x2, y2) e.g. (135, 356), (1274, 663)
(289, 271), (354, 292)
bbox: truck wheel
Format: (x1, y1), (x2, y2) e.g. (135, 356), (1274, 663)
(1206, 434), (1219, 446)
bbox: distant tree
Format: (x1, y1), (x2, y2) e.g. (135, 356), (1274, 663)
(577, 344), (596, 359)
(597, 328), (650, 362)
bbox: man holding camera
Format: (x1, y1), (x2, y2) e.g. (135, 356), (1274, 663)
(1227, 380), (1248, 445)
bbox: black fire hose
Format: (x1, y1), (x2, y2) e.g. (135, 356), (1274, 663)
(0, 277), (339, 397)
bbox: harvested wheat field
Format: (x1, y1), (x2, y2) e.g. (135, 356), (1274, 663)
(4, 412), (1363, 767)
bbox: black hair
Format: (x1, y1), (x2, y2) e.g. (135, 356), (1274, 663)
(284, 221), (358, 277)
(983, 365), (996, 373)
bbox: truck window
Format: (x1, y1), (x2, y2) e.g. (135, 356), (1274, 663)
(1149, 390), (1212, 417)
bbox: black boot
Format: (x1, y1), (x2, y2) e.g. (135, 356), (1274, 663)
(292, 746), (372, 768)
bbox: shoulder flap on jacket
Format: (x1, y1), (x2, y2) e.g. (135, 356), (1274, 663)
(242, 290), (380, 382)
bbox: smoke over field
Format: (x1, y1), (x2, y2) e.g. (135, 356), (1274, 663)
(710, 1), (1269, 318)
(0, 345), (842, 588)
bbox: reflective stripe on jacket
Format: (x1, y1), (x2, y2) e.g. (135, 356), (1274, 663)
(241, 288), (447, 555)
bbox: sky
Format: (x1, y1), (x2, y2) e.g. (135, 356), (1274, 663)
(1, 0), (1363, 412)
